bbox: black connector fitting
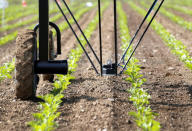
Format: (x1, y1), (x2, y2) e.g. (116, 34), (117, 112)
(102, 63), (117, 76)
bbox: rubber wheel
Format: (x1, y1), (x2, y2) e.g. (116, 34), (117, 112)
(15, 29), (38, 99)
(43, 30), (55, 82)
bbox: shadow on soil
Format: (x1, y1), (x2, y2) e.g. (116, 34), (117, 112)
(24, 96), (45, 103)
(150, 83), (192, 108)
(151, 102), (192, 107)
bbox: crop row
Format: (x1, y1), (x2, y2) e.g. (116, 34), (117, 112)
(0, 4), (54, 33)
(0, 4), (37, 25)
(0, 3), (90, 46)
(28, 2), (109, 130)
(128, 1), (192, 71)
(0, 58), (15, 82)
(140, 0), (192, 32)
(0, 1), (83, 33)
(164, 4), (192, 16)
(165, 0), (192, 7)
(117, 2), (160, 130)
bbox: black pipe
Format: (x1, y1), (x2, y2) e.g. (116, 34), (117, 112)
(39, 0), (49, 61)
(98, 0), (103, 76)
(114, 0), (118, 76)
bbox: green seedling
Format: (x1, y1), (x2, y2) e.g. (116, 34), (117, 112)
(29, 2), (109, 131)
(117, 1), (160, 130)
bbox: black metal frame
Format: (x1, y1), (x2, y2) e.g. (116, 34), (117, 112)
(35, 0), (164, 76)
(34, 0), (68, 75)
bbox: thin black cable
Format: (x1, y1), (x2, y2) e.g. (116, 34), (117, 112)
(120, 0), (165, 74)
(55, 0), (99, 74)
(98, 0), (103, 76)
(61, 0), (101, 66)
(118, 0), (158, 65)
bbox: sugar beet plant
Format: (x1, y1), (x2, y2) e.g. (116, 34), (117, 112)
(0, 58), (15, 82)
(165, 0), (192, 7)
(28, 2), (109, 130)
(0, 2), (83, 33)
(128, 1), (192, 70)
(164, 4), (192, 16)
(140, 0), (192, 32)
(0, 3), (83, 46)
(117, 2), (160, 131)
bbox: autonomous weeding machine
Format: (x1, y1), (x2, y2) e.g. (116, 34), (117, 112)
(15, 0), (164, 99)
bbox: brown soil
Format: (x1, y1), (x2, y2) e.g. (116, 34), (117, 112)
(167, 8), (192, 22)
(1, 1), (192, 131)
(0, 8), (97, 131)
(156, 11), (192, 56)
(124, 3), (192, 131)
(55, 4), (137, 131)
(137, 2), (192, 57)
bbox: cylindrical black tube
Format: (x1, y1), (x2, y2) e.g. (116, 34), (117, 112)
(35, 60), (68, 75)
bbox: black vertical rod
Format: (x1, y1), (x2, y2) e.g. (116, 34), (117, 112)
(114, 0), (118, 76)
(119, 0), (165, 74)
(39, 0), (49, 61)
(98, 0), (103, 76)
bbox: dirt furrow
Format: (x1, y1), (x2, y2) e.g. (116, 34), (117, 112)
(56, 5), (115, 130)
(155, 12), (192, 55)
(166, 8), (192, 22)
(124, 3), (192, 131)
(135, 2), (192, 57)
(0, 8), (96, 131)
(58, 9), (97, 60)
(55, 4), (130, 130)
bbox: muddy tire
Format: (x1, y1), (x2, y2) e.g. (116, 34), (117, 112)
(43, 31), (55, 82)
(15, 29), (38, 99)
